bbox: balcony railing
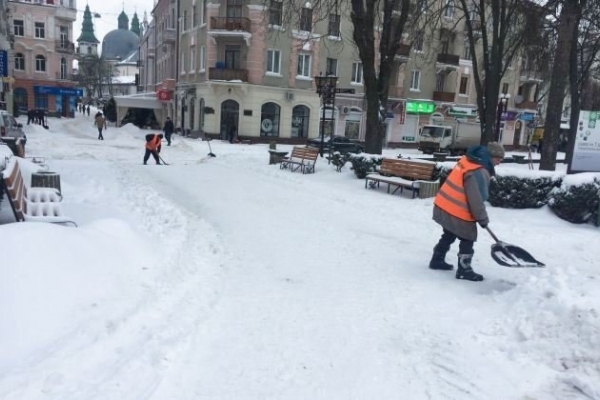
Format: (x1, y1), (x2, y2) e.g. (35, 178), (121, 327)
(433, 91), (456, 102)
(436, 53), (460, 66)
(210, 17), (251, 32)
(516, 101), (538, 110)
(55, 40), (75, 54)
(395, 43), (411, 58)
(55, 72), (77, 81)
(158, 28), (176, 44)
(209, 68), (249, 82)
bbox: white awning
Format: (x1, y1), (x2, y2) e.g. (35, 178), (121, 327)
(114, 92), (162, 110)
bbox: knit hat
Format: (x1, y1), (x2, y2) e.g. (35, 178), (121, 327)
(487, 142), (505, 158)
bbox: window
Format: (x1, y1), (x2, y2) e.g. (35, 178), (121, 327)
(502, 83), (509, 94)
(260, 102), (281, 137)
(443, 0), (455, 18)
(35, 93), (48, 110)
(328, 14), (340, 36)
(227, 0), (243, 18)
(183, 10), (188, 31)
(436, 73), (446, 92)
(190, 48), (195, 71)
(300, 7), (312, 32)
(414, 32), (424, 52)
(351, 62), (363, 84)
(440, 32), (451, 54)
(13, 20), (24, 36)
(410, 70), (421, 91)
(35, 55), (46, 72)
(193, 5), (198, 27)
(326, 58), (338, 76)
(459, 76), (469, 95)
(180, 52), (185, 73)
(291, 105), (310, 138)
(266, 49), (281, 74)
(269, 0), (282, 26)
(35, 22), (45, 38)
(60, 57), (67, 80)
(463, 41), (471, 60)
(199, 46), (206, 71)
(14, 53), (25, 70)
(202, 0), (207, 24)
(297, 53), (311, 77)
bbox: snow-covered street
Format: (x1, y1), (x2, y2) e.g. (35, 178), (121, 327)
(1, 110), (599, 399)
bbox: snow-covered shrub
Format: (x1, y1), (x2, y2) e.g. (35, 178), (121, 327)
(548, 175), (600, 224)
(489, 175), (561, 209)
(329, 152), (351, 172)
(348, 154), (383, 179)
(433, 163), (453, 186)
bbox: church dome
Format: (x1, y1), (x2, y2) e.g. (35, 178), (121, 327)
(101, 28), (139, 60)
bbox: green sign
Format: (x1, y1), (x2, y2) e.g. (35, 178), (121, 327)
(406, 100), (435, 115)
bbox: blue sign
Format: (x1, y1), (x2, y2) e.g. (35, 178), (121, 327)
(520, 112), (535, 121)
(0, 50), (7, 77)
(33, 86), (83, 96)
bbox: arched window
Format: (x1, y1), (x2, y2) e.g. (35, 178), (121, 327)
(14, 53), (25, 70)
(291, 105), (310, 138)
(35, 55), (46, 72)
(260, 102), (280, 137)
(60, 57), (67, 80)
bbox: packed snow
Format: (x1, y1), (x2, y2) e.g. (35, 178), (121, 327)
(0, 110), (599, 399)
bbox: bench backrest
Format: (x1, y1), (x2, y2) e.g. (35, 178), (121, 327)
(380, 158), (436, 181)
(2, 159), (25, 221)
(290, 146), (319, 163)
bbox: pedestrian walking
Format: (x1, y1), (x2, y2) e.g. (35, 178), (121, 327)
(86, 105), (90, 116)
(163, 117), (174, 146)
(95, 112), (106, 140)
(428, 142), (505, 282)
(228, 123), (237, 144)
(143, 133), (163, 165)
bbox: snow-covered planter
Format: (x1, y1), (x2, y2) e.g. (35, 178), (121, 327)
(489, 168), (562, 209)
(548, 174), (600, 225)
(348, 153), (383, 179)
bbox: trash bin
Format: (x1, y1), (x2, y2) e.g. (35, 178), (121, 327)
(31, 171), (61, 194)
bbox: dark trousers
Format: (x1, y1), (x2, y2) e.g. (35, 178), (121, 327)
(165, 132), (172, 145)
(97, 128), (104, 139)
(143, 149), (160, 164)
(435, 229), (474, 255)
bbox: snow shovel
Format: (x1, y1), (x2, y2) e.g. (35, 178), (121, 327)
(158, 155), (169, 165)
(486, 227), (545, 268)
(199, 130), (216, 157)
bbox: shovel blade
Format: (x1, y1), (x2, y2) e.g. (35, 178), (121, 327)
(491, 243), (545, 268)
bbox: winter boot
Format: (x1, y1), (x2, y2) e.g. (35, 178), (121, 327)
(456, 254), (484, 281)
(429, 249), (454, 270)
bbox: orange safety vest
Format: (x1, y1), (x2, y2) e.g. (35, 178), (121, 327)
(145, 134), (161, 151)
(434, 156), (483, 222)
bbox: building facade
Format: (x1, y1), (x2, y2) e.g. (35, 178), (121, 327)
(9, 0), (80, 117)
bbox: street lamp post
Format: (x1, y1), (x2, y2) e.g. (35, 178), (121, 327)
(495, 93), (510, 142)
(314, 74), (338, 158)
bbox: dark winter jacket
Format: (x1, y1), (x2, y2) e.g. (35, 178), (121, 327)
(432, 146), (494, 241)
(163, 119), (174, 134)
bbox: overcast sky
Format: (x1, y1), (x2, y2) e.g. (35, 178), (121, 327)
(75, 0), (154, 50)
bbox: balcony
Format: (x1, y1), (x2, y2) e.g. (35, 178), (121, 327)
(209, 68), (249, 82)
(436, 53), (460, 66)
(55, 40), (75, 54)
(208, 17), (252, 45)
(520, 70), (542, 84)
(433, 91), (456, 102)
(55, 72), (77, 81)
(56, 2), (77, 21)
(516, 100), (538, 110)
(158, 28), (176, 44)
(210, 17), (251, 32)
(395, 43), (411, 61)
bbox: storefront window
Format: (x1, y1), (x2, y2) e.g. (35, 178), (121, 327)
(344, 109), (362, 139)
(260, 102), (280, 137)
(291, 105), (310, 138)
(35, 93), (48, 110)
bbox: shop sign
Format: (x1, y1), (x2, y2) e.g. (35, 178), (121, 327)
(33, 86), (83, 96)
(570, 110), (600, 172)
(448, 106), (477, 117)
(157, 90), (173, 101)
(0, 50), (7, 77)
(406, 100), (435, 115)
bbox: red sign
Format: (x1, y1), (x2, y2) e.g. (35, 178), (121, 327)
(157, 90), (172, 101)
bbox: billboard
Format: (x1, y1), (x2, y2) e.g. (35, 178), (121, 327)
(570, 110), (600, 172)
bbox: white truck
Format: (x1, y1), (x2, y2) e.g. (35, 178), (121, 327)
(418, 120), (481, 155)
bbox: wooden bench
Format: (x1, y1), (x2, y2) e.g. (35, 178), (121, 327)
(1, 158), (76, 226)
(280, 146), (319, 174)
(365, 158), (439, 198)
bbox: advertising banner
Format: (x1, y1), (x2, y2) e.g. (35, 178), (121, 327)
(570, 110), (600, 172)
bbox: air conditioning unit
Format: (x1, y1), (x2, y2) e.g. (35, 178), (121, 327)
(342, 106), (350, 114)
(285, 92), (294, 101)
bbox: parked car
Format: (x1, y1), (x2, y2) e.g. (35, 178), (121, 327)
(307, 135), (364, 154)
(0, 110), (26, 157)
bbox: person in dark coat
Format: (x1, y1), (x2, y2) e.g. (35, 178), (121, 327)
(27, 109), (35, 125)
(428, 142), (505, 282)
(228, 123), (237, 144)
(94, 112), (106, 140)
(86, 105), (90, 116)
(143, 133), (163, 165)
(163, 117), (174, 146)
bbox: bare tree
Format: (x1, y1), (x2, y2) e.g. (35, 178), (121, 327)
(76, 55), (116, 100)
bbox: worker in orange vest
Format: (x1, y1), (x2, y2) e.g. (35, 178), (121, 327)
(429, 142), (505, 281)
(143, 133), (163, 165)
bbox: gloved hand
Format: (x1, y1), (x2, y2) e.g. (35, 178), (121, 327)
(479, 219), (489, 228)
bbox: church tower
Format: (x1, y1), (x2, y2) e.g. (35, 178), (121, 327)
(131, 12), (141, 36)
(76, 5), (99, 56)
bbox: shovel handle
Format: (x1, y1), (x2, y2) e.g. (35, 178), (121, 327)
(485, 226), (501, 243)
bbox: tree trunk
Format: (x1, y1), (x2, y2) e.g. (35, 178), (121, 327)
(540, 0), (580, 171)
(566, 18), (581, 173)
